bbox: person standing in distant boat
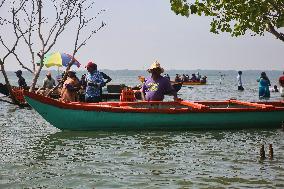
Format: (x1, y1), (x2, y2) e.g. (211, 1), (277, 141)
(141, 60), (178, 101)
(257, 72), (271, 98)
(279, 71), (284, 97)
(15, 70), (27, 88)
(237, 71), (244, 91)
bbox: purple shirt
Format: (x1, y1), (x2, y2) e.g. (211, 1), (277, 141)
(142, 75), (175, 101)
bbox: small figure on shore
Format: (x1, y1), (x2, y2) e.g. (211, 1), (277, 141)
(219, 72), (225, 84)
(270, 85), (279, 92)
(141, 60), (178, 101)
(85, 62), (105, 103)
(60, 70), (80, 102)
(15, 70), (27, 88)
(257, 72), (271, 98)
(279, 71), (284, 97)
(237, 71), (244, 91)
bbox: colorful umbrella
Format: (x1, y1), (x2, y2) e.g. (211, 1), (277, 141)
(42, 52), (81, 68)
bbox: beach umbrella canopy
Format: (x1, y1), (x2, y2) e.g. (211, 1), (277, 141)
(42, 52), (81, 68)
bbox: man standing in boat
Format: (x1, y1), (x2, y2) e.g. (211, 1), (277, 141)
(15, 70), (27, 88)
(141, 61), (178, 101)
(85, 62), (105, 103)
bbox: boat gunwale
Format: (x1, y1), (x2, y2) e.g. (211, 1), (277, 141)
(24, 91), (284, 114)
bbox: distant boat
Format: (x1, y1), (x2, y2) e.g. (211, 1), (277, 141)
(24, 91), (284, 131)
(171, 80), (207, 86)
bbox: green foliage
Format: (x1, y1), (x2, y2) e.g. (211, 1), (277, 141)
(170, 0), (284, 40)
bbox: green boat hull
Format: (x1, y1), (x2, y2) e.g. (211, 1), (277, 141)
(25, 96), (283, 130)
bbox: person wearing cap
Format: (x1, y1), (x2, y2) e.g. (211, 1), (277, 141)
(257, 72), (271, 98)
(141, 61), (178, 101)
(15, 70), (27, 88)
(85, 62), (105, 103)
(60, 70), (80, 102)
(36, 72), (56, 95)
(237, 71), (244, 91)
(42, 72), (56, 89)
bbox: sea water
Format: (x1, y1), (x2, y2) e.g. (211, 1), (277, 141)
(0, 70), (284, 188)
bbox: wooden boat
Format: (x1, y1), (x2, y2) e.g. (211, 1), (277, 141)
(0, 82), (121, 103)
(24, 91), (284, 131)
(171, 80), (206, 85)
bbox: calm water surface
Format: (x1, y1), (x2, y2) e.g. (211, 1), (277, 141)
(1, 70), (284, 188)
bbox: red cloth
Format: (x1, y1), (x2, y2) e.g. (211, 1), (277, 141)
(279, 76), (284, 87)
(85, 61), (96, 68)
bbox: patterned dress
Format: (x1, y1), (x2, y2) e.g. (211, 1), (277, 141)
(85, 71), (104, 98)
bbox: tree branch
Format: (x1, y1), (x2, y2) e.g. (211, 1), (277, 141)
(268, 23), (284, 42)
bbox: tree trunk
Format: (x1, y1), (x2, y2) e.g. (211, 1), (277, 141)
(0, 60), (20, 104)
(29, 65), (43, 92)
(268, 23), (284, 42)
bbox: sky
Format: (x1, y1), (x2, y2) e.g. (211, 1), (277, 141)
(1, 0), (284, 71)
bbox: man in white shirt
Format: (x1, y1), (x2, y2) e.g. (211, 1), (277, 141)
(237, 71), (244, 91)
(43, 72), (56, 89)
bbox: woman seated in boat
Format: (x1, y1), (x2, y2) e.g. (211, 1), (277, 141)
(201, 76), (207, 83)
(190, 74), (198, 82)
(141, 60), (178, 101)
(181, 74), (189, 82)
(60, 70), (80, 102)
(36, 72), (56, 95)
(174, 74), (182, 82)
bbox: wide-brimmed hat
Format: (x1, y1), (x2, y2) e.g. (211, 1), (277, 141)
(15, 70), (22, 75)
(147, 60), (164, 73)
(67, 69), (76, 74)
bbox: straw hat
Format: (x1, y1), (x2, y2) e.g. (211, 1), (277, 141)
(148, 60), (164, 73)
(68, 69), (76, 74)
